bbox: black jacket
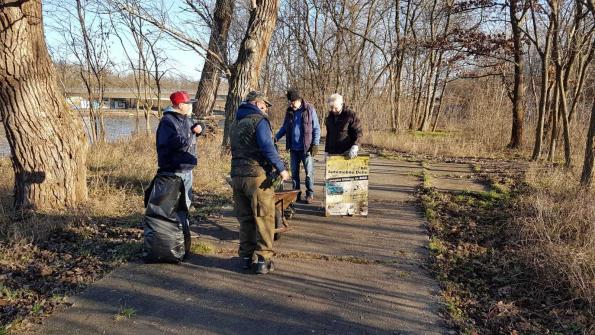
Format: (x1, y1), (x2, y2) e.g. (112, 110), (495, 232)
(324, 107), (363, 154)
(156, 108), (203, 173)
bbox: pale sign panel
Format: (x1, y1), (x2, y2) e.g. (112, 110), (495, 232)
(324, 155), (369, 216)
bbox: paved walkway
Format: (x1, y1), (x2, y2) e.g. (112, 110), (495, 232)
(28, 155), (487, 335)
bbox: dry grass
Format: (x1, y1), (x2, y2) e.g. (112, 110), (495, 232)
(363, 129), (517, 159)
(518, 164), (595, 309)
(0, 133), (231, 243)
(359, 77), (591, 164)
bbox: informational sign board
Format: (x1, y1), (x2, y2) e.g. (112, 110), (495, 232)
(324, 154), (369, 216)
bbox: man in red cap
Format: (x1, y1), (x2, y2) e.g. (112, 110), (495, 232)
(155, 91), (205, 229)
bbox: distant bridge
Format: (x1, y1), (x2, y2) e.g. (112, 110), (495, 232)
(64, 87), (228, 101)
(64, 85), (228, 110)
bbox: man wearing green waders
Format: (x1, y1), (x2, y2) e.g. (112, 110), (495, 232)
(230, 91), (290, 274)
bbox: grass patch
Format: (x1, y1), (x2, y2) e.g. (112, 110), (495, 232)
(422, 170), (432, 188)
(115, 306), (136, 321)
(428, 237), (447, 254)
(30, 303), (43, 315)
(413, 130), (451, 138)
(190, 241), (215, 255)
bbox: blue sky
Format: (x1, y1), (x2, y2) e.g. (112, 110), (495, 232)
(42, 1), (208, 81)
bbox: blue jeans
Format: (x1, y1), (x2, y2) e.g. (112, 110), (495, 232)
(290, 150), (314, 198)
(175, 170), (193, 226)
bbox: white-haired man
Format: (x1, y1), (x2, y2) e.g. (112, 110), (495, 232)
(324, 94), (363, 159)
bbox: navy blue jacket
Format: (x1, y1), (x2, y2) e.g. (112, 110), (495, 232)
(275, 101), (321, 152)
(156, 107), (201, 172)
(236, 103), (286, 173)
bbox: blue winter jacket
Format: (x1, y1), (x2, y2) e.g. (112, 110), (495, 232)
(156, 107), (201, 173)
(236, 102), (286, 173)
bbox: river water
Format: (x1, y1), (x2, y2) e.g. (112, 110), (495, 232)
(0, 114), (160, 157)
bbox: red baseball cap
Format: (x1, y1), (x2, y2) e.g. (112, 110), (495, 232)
(170, 91), (196, 105)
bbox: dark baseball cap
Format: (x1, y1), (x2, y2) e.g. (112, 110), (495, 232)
(245, 90), (272, 107)
(286, 88), (300, 102)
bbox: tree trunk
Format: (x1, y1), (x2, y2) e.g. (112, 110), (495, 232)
(222, 0), (280, 146)
(0, 1), (88, 210)
(431, 79), (449, 132)
(531, 29), (552, 161)
(508, 0), (526, 149)
(557, 73), (571, 167)
(193, 0), (234, 118)
(580, 96), (595, 187)
(389, 63), (402, 132)
(583, 3), (595, 184)
(547, 84), (560, 162)
(390, 0), (401, 132)
(418, 54), (436, 132)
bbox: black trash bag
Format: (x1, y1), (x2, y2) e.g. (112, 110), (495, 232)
(143, 173), (191, 263)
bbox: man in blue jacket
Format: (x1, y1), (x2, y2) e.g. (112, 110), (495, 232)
(230, 91), (289, 275)
(275, 89), (321, 204)
(156, 91), (204, 228)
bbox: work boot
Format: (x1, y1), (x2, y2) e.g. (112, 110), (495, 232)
(254, 256), (275, 275)
(241, 256), (253, 270)
(305, 195), (314, 204)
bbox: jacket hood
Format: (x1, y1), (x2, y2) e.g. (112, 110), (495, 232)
(236, 102), (264, 120)
(163, 106), (191, 118)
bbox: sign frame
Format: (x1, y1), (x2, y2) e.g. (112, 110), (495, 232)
(324, 154), (369, 217)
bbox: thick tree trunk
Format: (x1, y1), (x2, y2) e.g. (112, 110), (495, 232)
(193, 0), (234, 118)
(580, 96), (595, 187)
(0, 1), (88, 210)
(508, 0), (526, 149)
(222, 0), (280, 146)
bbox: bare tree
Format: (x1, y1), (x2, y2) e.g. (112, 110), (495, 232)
(527, 1), (554, 160)
(221, 0), (281, 146)
(0, 1), (88, 210)
(581, 96), (595, 187)
(507, 0), (528, 149)
(109, 0), (233, 122)
(72, 0), (112, 142)
(579, 0), (595, 186)
(192, 0), (234, 118)
(547, 0), (593, 166)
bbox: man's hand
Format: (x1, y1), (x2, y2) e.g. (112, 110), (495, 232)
(347, 145), (359, 159)
(280, 170), (290, 181)
(310, 144), (319, 156)
(191, 123), (203, 135)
